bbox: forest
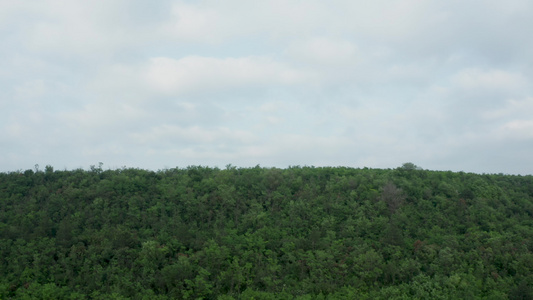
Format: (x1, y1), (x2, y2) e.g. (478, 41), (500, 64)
(1, 164), (533, 299)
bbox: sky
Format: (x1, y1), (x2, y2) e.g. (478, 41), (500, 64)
(1, 0), (533, 174)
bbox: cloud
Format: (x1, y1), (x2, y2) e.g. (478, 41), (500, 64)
(91, 55), (317, 99)
(2, 0), (169, 64)
(166, 3), (229, 43)
(164, 0), (330, 43)
(144, 56), (315, 95)
(1, 0), (533, 174)
(482, 97), (533, 120)
(285, 37), (358, 66)
(451, 68), (528, 92)
(130, 125), (257, 146)
(500, 120), (533, 139)
(13, 79), (47, 99)
(481, 97), (533, 140)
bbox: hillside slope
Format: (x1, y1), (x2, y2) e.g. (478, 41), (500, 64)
(1, 165), (533, 299)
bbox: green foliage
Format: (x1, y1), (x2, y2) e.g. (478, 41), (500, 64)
(1, 166), (533, 298)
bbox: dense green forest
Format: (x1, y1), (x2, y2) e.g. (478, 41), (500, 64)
(1, 164), (533, 299)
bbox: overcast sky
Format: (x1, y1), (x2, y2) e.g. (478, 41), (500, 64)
(1, 0), (533, 174)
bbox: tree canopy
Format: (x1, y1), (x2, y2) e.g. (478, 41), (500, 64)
(1, 165), (532, 299)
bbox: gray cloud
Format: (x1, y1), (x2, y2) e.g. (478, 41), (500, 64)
(1, 0), (532, 174)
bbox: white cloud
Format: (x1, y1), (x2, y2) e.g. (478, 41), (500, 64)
(3, 0), (164, 62)
(228, 134), (358, 167)
(500, 120), (533, 139)
(482, 97), (533, 120)
(17, 1), (116, 56)
(144, 56), (316, 95)
(68, 102), (147, 128)
(451, 68), (528, 91)
(90, 55), (317, 99)
(164, 0), (329, 43)
(13, 80), (47, 99)
(258, 101), (288, 113)
(130, 125), (257, 146)
(167, 3), (228, 43)
(285, 37), (358, 66)
(164, 0), (441, 44)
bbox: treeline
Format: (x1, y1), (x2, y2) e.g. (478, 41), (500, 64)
(1, 164), (533, 299)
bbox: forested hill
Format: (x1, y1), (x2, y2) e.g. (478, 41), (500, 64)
(1, 165), (533, 299)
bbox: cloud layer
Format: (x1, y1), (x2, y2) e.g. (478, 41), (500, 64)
(1, 0), (533, 174)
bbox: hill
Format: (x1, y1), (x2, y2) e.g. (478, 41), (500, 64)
(1, 165), (533, 299)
